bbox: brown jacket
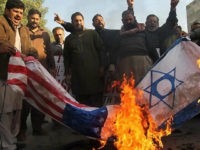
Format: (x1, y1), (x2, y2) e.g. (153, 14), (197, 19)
(28, 26), (55, 70)
(0, 15), (31, 81)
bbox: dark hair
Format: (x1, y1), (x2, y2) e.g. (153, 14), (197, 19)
(192, 20), (200, 26)
(52, 27), (64, 34)
(146, 14), (159, 22)
(26, 47), (39, 59)
(92, 14), (103, 22)
(5, 0), (25, 10)
(122, 10), (134, 19)
(121, 10), (137, 24)
(71, 12), (84, 22)
(28, 8), (41, 18)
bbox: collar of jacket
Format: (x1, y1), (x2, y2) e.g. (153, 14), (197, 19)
(27, 24), (44, 33)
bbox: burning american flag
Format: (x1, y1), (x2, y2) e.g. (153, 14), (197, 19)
(6, 37), (200, 149)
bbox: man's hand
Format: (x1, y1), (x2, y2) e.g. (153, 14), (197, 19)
(181, 31), (188, 37)
(54, 13), (64, 25)
(0, 42), (16, 55)
(171, 0), (179, 9)
(120, 23), (145, 36)
(127, 0), (134, 7)
(137, 23), (145, 32)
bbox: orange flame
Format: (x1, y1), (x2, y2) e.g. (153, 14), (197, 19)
(197, 59), (200, 68)
(197, 59), (200, 104)
(101, 76), (172, 150)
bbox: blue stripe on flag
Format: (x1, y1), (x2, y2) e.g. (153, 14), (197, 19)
(164, 37), (189, 54)
(160, 98), (200, 129)
(146, 37), (190, 71)
(62, 104), (108, 138)
(171, 98), (200, 128)
(138, 37), (200, 129)
(136, 38), (190, 86)
(159, 38), (200, 128)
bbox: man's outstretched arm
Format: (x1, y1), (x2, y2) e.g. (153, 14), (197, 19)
(54, 13), (74, 33)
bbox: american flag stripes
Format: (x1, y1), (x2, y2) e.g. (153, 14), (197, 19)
(7, 54), (109, 138)
(7, 51), (27, 95)
(7, 38), (200, 139)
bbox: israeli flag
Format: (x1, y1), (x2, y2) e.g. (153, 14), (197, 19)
(137, 38), (200, 128)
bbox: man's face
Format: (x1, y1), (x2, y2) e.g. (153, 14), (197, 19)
(122, 13), (136, 30)
(146, 16), (159, 32)
(72, 15), (84, 31)
(122, 13), (135, 25)
(28, 14), (40, 29)
(93, 16), (105, 30)
(53, 29), (64, 44)
(5, 8), (24, 27)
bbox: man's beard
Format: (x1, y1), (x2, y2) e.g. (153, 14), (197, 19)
(56, 39), (63, 44)
(95, 25), (104, 32)
(124, 22), (137, 31)
(148, 26), (158, 32)
(29, 22), (39, 29)
(75, 25), (84, 31)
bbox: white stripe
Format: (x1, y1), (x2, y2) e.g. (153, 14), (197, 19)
(26, 60), (77, 103)
(27, 78), (64, 116)
(9, 57), (25, 67)
(27, 87), (63, 119)
(9, 84), (24, 95)
(28, 78), (65, 109)
(7, 73), (27, 84)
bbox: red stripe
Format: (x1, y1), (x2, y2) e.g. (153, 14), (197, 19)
(26, 91), (62, 122)
(26, 68), (86, 108)
(8, 65), (27, 75)
(7, 79), (27, 93)
(28, 79), (64, 113)
(14, 51), (21, 57)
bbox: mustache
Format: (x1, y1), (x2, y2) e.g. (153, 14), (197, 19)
(31, 22), (38, 25)
(14, 16), (21, 20)
(124, 22), (137, 30)
(75, 25), (84, 31)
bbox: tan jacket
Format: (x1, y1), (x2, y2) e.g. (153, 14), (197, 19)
(28, 26), (55, 70)
(0, 15), (31, 113)
(0, 15), (31, 81)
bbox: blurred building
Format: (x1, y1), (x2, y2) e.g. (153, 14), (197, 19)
(186, 0), (200, 32)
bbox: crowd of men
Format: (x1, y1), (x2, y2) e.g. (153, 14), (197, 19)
(0, 0), (200, 149)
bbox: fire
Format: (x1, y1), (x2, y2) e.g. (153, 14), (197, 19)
(197, 59), (200, 68)
(197, 59), (200, 104)
(101, 76), (172, 150)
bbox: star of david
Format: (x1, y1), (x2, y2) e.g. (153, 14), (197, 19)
(144, 68), (183, 109)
